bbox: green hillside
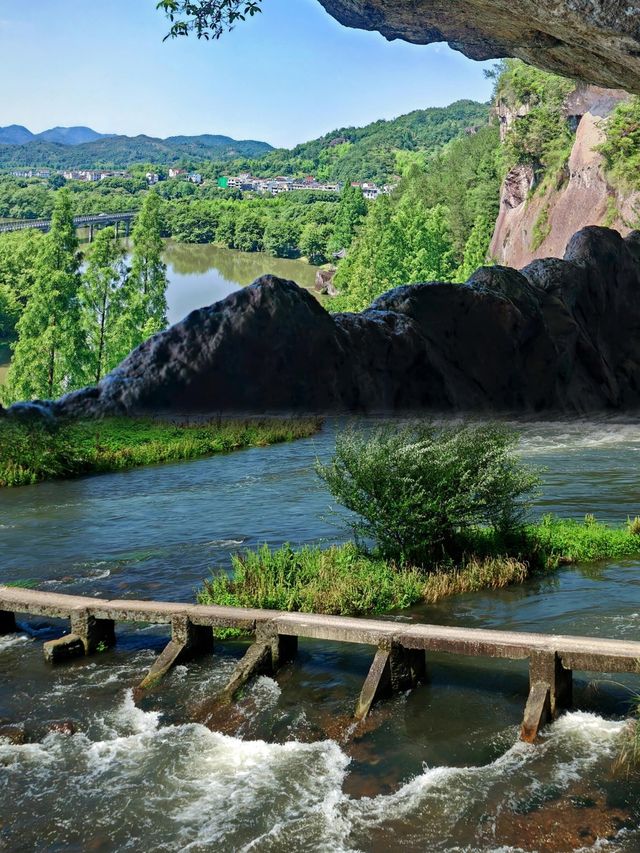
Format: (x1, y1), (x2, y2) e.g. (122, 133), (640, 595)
(240, 100), (491, 183)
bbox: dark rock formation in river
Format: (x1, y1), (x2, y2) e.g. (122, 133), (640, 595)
(317, 0), (640, 94)
(9, 225), (640, 419)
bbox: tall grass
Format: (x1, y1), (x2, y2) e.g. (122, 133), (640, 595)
(199, 543), (425, 616)
(0, 416), (322, 487)
(199, 515), (640, 619)
(200, 544), (529, 617)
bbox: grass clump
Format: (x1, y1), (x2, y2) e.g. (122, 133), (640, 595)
(0, 416), (322, 487)
(528, 514), (640, 565)
(199, 543), (425, 617)
(199, 543), (530, 621)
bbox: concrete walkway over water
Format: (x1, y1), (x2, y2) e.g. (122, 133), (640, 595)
(2, 585), (638, 741)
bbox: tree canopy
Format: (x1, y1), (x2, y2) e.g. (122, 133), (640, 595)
(157, 0), (262, 40)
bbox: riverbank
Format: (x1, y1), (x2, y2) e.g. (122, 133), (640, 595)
(199, 516), (640, 617)
(0, 416), (322, 487)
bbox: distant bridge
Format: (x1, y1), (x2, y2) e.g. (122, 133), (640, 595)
(0, 212), (135, 239)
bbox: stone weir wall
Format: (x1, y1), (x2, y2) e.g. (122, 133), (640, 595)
(5, 225), (640, 419)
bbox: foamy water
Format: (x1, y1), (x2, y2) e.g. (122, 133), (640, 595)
(2, 417), (640, 849)
(0, 691), (631, 852)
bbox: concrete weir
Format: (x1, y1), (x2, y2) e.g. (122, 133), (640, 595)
(1, 586), (639, 740)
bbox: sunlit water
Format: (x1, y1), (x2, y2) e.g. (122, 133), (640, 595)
(0, 242), (321, 385)
(162, 241), (321, 326)
(2, 418), (640, 851)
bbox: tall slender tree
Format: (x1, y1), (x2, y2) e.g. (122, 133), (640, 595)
(329, 183), (367, 253)
(111, 191), (168, 364)
(81, 226), (127, 383)
(5, 190), (84, 402)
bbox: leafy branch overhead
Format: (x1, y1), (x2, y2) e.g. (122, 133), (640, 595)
(157, 0), (262, 40)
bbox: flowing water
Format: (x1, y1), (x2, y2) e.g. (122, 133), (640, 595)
(0, 242), (321, 386)
(2, 417), (640, 851)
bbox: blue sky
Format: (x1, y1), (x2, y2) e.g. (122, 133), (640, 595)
(0, 0), (493, 148)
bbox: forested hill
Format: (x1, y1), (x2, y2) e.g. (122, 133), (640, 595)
(242, 100), (491, 183)
(0, 101), (489, 179)
(0, 134), (274, 169)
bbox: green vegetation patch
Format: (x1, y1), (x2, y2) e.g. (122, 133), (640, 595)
(199, 515), (640, 622)
(494, 59), (575, 182)
(199, 421), (640, 622)
(0, 416), (322, 487)
(528, 514), (640, 565)
(199, 542), (425, 617)
(598, 95), (640, 193)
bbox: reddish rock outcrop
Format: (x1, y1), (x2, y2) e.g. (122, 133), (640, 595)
(9, 226), (640, 419)
(490, 86), (637, 268)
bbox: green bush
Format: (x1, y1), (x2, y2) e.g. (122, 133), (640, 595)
(598, 96), (640, 192)
(315, 423), (541, 566)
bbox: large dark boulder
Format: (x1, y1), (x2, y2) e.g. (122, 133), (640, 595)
(12, 225), (640, 418)
(317, 0), (640, 94)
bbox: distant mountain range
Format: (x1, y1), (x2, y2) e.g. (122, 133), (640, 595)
(0, 125), (109, 146)
(0, 125), (274, 168)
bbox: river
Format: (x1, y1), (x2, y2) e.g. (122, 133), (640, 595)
(0, 242), (321, 385)
(1, 417), (640, 851)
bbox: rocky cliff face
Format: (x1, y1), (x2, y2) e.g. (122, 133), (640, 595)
(7, 226), (640, 419)
(490, 86), (638, 268)
(317, 0), (640, 94)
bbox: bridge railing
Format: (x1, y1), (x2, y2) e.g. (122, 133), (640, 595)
(0, 212), (136, 234)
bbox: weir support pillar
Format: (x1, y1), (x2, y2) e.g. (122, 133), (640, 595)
(138, 614), (214, 690)
(520, 651), (572, 742)
(221, 626), (298, 702)
(356, 640), (426, 721)
(43, 609), (116, 664)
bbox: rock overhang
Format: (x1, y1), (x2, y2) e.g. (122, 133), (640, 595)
(317, 0), (640, 94)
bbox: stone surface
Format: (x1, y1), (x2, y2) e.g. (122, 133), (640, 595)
(317, 0), (640, 94)
(491, 86), (637, 267)
(4, 585), (640, 672)
(15, 226), (640, 418)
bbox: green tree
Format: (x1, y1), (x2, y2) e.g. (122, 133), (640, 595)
(393, 195), (457, 283)
(5, 190), (84, 402)
(333, 194), (399, 310)
(0, 230), (43, 342)
(458, 212), (496, 280)
(330, 183), (367, 252)
(112, 191), (168, 363)
(233, 210), (264, 252)
(216, 210), (236, 247)
(262, 220), (300, 258)
(299, 222), (332, 265)
(81, 226), (128, 383)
